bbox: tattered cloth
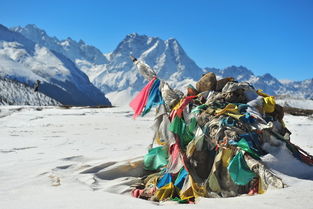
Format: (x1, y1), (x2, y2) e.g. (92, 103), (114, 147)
(129, 60), (313, 203)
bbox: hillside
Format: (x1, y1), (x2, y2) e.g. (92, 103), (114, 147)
(0, 77), (60, 105)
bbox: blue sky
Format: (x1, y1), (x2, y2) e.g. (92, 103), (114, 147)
(1, 0), (313, 80)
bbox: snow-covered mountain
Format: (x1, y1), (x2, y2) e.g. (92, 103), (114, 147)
(13, 25), (204, 104)
(0, 24), (111, 106)
(77, 33), (203, 104)
(13, 26), (204, 104)
(205, 66), (286, 96)
(12, 24), (109, 65)
(0, 77), (60, 105)
(205, 66), (313, 99)
(87, 33), (204, 104)
(89, 33), (312, 104)
(10, 24), (312, 105)
(287, 79), (313, 99)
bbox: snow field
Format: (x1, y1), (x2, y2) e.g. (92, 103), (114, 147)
(0, 106), (312, 209)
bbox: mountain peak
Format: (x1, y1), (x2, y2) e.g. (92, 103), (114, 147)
(210, 65), (255, 82)
(125, 33), (148, 41)
(24, 24), (41, 31)
(17, 24), (50, 38)
(126, 32), (140, 38)
(12, 24), (59, 45)
(167, 37), (178, 42)
(12, 24), (108, 65)
(260, 73), (276, 80)
(223, 65), (253, 73)
(100, 33), (203, 96)
(124, 33), (162, 42)
(113, 33), (157, 57)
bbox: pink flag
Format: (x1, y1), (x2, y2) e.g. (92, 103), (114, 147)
(130, 77), (156, 119)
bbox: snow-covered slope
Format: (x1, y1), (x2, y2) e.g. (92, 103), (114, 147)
(0, 106), (312, 209)
(0, 24), (111, 106)
(0, 77), (59, 105)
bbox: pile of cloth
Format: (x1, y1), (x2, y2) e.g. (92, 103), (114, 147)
(129, 57), (313, 203)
